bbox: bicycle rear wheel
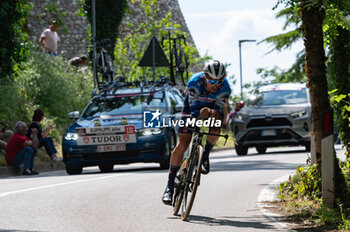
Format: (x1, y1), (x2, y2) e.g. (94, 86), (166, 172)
(181, 145), (203, 221)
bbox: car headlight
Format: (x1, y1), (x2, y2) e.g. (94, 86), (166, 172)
(236, 114), (249, 121)
(64, 132), (78, 140)
(290, 110), (307, 118)
(138, 128), (164, 136)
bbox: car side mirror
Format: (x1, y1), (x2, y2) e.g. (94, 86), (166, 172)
(69, 111), (80, 120)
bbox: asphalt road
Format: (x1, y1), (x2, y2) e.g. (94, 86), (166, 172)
(0, 145), (345, 232)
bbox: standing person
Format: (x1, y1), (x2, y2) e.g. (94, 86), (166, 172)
(0, 121), (13, 152)
(162, 60), (231, 205)
(39, 20), (60, 57)
(6, 121), (39, 175)
(26, 109), (62, 163)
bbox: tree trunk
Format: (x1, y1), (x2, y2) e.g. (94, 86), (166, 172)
(300, 1), (330, 164)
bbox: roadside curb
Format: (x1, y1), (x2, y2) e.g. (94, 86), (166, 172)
(0, 163), (65, 178)
(257, 173), (297, 231)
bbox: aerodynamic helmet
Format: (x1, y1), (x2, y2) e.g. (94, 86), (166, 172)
(204, 60), (227, 80)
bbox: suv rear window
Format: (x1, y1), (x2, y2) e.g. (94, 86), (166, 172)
(248, 88), (308, 106)
(82, 95), (166, 118)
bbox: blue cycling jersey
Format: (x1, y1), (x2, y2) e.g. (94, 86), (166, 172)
(183, 72), (232, 118)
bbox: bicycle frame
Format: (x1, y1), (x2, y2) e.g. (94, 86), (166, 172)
(173, 128), (228, 220)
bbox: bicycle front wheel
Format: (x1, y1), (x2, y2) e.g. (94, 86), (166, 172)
(172, 174), (184, 216)
(173, 158), (188, 215)
(181, 145), (203, 221)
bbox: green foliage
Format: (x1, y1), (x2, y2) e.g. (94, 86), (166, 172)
(83, 0), (128, 60)
(330, 90), (350, 155)
(279, 165), (322, 201)
(37, 2), (69, 34)
(323, 4), (350, 45)
(262, 29), (301, 53)
(0, 0), (31, 78)
(314, 204), (342, 225)
(278, 157), (350, 229)
(113, 0), (202, 82)
(256, 52), (307, 83)
(258, 3), (305, 85)
(0, 45), (93, 143)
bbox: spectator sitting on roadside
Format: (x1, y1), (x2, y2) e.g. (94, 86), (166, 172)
(26, 109), (62, 163)
(0, 121), (13, 152)
(69, 55), (88, 67)
(6, 121), (39, 175)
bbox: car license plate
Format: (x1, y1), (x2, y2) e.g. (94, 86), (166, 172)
(97, 144), (126, 153)
(261, 130), (277, 136)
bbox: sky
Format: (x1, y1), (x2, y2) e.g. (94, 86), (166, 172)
(177, 0), (304, 96)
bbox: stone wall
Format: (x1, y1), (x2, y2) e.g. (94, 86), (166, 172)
(27, 0), (195, 59)
(27, 0), (89, 59)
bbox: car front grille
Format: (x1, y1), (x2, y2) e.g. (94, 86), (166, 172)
(245, 131), (293, 141)
(247, 118), (292, 128)
(83, 151), (140, 160)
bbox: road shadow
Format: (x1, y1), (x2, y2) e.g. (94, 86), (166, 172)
(1, 164), (166, 180)
(211, 146), (308, 160)
(169, 214), (277, 230)
(83, 166), (164, 175)
(0, 229), (43, 232)
(211, 159), (305, 173)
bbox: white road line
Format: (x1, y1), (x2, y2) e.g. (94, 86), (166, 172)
(0, 174), (124, 198)
(257, 173), (297, 231)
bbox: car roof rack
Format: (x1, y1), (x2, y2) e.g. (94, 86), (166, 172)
(91, 75), (173, 97)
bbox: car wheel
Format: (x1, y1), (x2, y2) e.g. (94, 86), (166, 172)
(66, 166), (83, 175)
(256, 146), (267, 154)
(99, 164), (114, 173)
(160, 131), (176, 170)
(235, 144), (248, 156)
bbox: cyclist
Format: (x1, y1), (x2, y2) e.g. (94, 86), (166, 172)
(162, 60), (232, 205)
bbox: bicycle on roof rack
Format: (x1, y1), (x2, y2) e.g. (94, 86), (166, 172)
(91, 38), (115, 94)
(97, 47), (113, 84)
(162, 29), (190, 86)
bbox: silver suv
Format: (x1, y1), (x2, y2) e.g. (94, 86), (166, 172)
(232, 83), (311, 155)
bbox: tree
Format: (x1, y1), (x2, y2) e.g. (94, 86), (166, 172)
(83, 0), (128, 60)
(274, 0), (349, 204)
(267, 0), (350, 155)
(113, 0), (203, 83)
(300, 0), (330, 163)
(258, 4), (306, 82)
(0, 0), (30, 78)
(328, 0), (350, 155)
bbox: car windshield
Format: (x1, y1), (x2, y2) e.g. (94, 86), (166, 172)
(82, 94), (166, 118)
(248, 88), (308, 106)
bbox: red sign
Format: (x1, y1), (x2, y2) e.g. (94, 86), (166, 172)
(124, 126), (135, 134)
(83, 136), (90, 144)
(123, 134), (129, 142)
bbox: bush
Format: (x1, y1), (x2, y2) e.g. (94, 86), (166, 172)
(0, 45), (93, 147)
(279, 164), (322, 201)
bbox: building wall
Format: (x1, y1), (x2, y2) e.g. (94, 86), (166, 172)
(27, 0), (195, 59)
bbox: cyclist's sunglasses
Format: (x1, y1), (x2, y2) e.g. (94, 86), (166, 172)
(205, 77), (224, 86)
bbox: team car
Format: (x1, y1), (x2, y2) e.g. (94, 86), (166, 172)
(62, 79), (183, 175)
(232, 83), (311, 155)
